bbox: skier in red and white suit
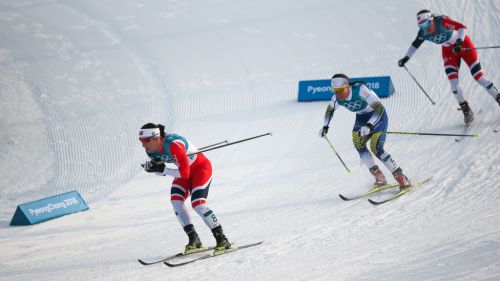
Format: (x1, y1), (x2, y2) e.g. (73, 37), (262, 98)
(398, 9), (500, 125)
(139, 123), (231, 252)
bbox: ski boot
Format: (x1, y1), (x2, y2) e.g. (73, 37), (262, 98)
(211, 225), (231, 252)
(183, 224), (202, 252)
(459, 101), (474, 125)
(496, 93), (500, 106)
(369, 165), (387, 187)
(392, 168), (411, 191)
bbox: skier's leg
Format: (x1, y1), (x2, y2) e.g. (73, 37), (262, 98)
(370, 132), (396, 171)
(476, 76), (500, 104)
(171, 179), (202, 250)
(353, 132), (385, 186)
(370, 112), (410, 189)
(443, 45), (474, 123)
(461, 37), (500, 105)
(171, 179), (191, 227)
(190, 159), (230, 250)
(353, 132), (375, 168)
(373, 138), (410, 189)
(189, 160), (219, 229)
(368, 112), (397, 173)
(450, 77), (474, 124)
(352, 113), (376, 169)
(449, 77), (466, 103)
(191, 180), (220, 230)
(443, 46), (466, 103)
(352, 113), (385, 186)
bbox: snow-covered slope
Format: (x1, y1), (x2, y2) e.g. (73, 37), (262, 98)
(1, 0), (499, 280)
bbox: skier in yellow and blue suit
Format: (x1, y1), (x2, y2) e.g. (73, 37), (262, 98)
(319, 73), (411, 190)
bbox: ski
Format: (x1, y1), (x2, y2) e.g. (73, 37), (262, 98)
(339, 183), (400, 201)
(138, 246), (214, 265)
(455, 109), (482, 142)
(368, 176), (433, 205)
(164, 241), (264, 267)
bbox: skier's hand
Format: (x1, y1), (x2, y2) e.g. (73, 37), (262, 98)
(453, 39), (463, 53)
(359, 124), (373, 138)
(398, 56), (409, 67)
(141, 160), (165, 173)
(319, 126), (329, 138)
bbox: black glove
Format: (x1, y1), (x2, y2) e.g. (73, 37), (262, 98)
(141, 160), (165, 173)
(453, 39), (463, 53)
(319, 126), (329, 138)
(398, 56), (409, 67)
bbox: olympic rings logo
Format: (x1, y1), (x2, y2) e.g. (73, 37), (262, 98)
(430, 32), (448, 44)
(345, 101), (363, 111)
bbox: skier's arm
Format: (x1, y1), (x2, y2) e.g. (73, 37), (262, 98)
(406, 32), (425, 59)
(167, 141), (190, 179)
(362, 87), (385, 126)
(367, 102), (384, 126)
(441, 17), (467, 31)
(399, 31), (424, 66)
(319, 99), (337, 137)
(441, 17), (466, 42)
(457, 28), (466, 41)
(323, 101), (337, 127)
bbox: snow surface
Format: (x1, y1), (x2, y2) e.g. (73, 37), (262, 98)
(1, 0), (499, 280)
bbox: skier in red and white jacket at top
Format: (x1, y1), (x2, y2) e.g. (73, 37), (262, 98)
(398, 9), (500, 125)
(139, 123), (231, 253)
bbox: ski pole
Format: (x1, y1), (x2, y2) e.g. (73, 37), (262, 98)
(199, 140), (228, 150)
(188, 132), (272, 156)
(403, 65), (436, 105)
(324, 136), (351, 173)
(384, 131), (479, 138)
(462, 46), (500, 51)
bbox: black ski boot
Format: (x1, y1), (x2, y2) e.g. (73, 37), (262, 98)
(183, 224), (202, 252)
(211, 225), (231, 251)
(496, 93), (500, 106)
(459, 101), (474, 125)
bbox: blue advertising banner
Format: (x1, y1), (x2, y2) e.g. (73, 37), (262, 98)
(10, 191), (89, 226)
(297, 76), (395, 102)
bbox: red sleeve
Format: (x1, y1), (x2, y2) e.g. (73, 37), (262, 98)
(440, 17), (467, 30)
(169, 141), (190, 179)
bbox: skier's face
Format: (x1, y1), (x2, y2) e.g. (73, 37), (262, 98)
(421, 19), (436, 34)
(417, 12), (434, 33)
(140, 136), (163, 153)
(334, 85), (350, 100)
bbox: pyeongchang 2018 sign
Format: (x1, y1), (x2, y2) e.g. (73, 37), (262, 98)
(10, 191), (89, 226)
(297, 76), (395, 102)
